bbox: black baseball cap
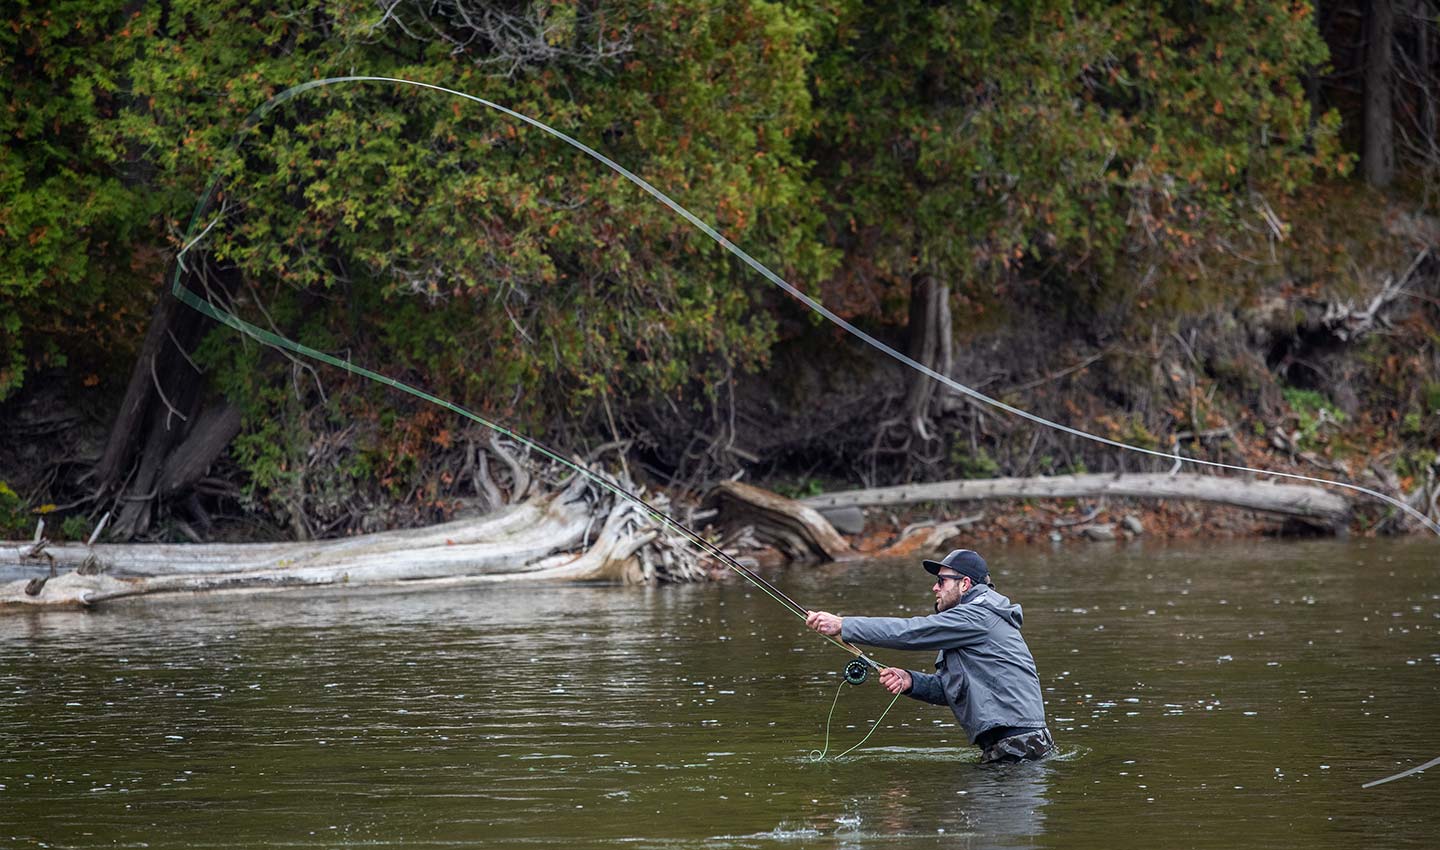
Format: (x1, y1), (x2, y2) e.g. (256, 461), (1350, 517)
(922, 549), (989, 583)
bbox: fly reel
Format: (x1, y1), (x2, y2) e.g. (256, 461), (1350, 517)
(843, 659), (869, 685)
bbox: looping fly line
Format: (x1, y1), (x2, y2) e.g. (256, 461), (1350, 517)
(173, 77), (1437, 761)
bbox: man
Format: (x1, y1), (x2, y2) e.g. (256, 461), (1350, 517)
(805, 549), (1054, 763)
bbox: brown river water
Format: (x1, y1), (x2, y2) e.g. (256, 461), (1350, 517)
(2, 538), (1436, 848)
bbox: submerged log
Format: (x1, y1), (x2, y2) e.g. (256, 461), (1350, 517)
(704, 481), (854, 563)
(1, 473), (704, 609)
(799, 472), (1352, 528)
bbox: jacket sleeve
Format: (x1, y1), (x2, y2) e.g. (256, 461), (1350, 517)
(841, 607), (993, 651)
(904, 669), (948, 706)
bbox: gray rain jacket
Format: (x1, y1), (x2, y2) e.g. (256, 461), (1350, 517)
(840, 585), (1047, 743)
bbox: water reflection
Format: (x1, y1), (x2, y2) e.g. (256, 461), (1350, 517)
(836, 757), (1053, 849)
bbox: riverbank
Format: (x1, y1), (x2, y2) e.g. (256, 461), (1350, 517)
(3, 464), (1379, 608)
(2, 185), (1437, 550)
(714, 493), (1356, 574)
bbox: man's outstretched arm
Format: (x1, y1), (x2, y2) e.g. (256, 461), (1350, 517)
(808, 608), (991, 651)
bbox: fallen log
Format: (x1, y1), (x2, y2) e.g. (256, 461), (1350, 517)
(704, 481), (855, 563)
(798, 472), (1352, 528)
(1, 472), (704, 610)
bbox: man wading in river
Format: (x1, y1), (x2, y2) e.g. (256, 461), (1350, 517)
(805, 549), (1055, 763)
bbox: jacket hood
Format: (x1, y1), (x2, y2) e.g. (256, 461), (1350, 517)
(970, 586), (1023, 629)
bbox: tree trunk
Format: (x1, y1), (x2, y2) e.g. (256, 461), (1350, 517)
(1364, 0), (1397, 188)
(799, 472), (1353, 528)
(901, 274), (953, 439)
(96, 286), (220, 539)
(156, 404), (243, 496)
(94, 291), (183, 486)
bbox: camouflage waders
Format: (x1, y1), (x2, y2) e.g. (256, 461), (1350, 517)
(979, 728), (1056, 764)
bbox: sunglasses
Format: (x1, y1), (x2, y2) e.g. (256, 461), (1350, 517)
(933, 574), (968, 586)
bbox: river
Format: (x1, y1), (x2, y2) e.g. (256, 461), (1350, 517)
(2, 538), (1436, 848)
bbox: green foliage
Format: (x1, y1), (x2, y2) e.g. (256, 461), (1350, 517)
(1401, 411), (1424, 436)
(1399, 383), (1439, 455)
(97, 0), (832, 510)
(775, 478), (825, 499)
(1282, 386), (1338, 417)
(806, 0), (1343, 328)
(1396, 449), (1436, 481)
(59, 515), (92, 542)
(0, 482), (29, 540)
(0, 1), (162, 401)
(1, 1), (1375, 526)
(1425, 382), (1440, 415)
(1035, 454), (1082, 475)
(1119, 416), (1161, 452)
(949, 445), (1000, 479)
(1282, 385), (1344, 450)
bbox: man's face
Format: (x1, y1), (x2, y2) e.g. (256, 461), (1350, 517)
(932, 569), (970, 612)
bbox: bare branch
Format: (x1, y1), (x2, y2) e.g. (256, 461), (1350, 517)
(150, 355), (189, 430)
(371, 1), (634, 79)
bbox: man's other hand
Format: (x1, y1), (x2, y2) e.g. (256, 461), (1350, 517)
(878, 667), (912, 695)
(805, 610), (843, 636)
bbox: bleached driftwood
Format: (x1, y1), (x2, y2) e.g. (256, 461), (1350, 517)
(1, 473), (704, 610)
(704, 481), (855, 563)
(798, 472), (1352, 528)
